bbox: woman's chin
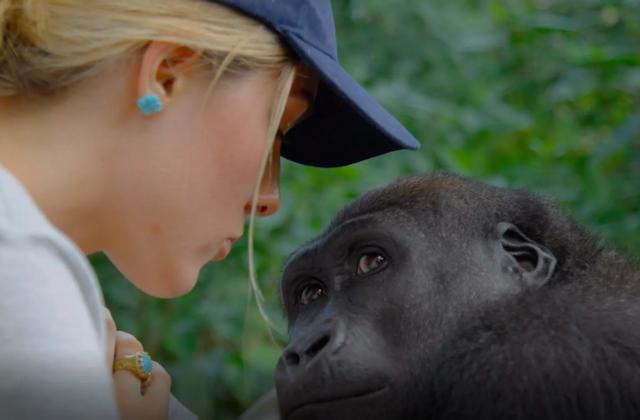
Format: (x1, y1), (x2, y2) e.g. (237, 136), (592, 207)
(137, 278), (197, 298)
(110, 254), (201, 298)
(131, 270), (198, 298)
(110, 234), (240, 297)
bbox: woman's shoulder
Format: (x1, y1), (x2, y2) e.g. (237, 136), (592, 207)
(0, 167), (119, 419)
(0, 165), (61, 236)
(0, 165), (107, 339)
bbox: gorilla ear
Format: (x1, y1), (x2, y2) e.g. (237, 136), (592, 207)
(496, 222), (557, 289)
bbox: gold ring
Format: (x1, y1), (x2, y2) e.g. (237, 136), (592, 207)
(113, 351), (153, 381)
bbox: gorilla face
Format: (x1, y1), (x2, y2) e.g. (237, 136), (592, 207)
(275, 209), (520, 419)
(274, 174), (561, 420)
(275, 212), (416, 419)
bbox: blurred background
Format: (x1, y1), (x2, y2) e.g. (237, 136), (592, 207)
(94, 0), (640, 418)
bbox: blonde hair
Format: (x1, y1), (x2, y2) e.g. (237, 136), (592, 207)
(247, 64), (295, 334)
(0, 0), (292, 95)
(0, 0), (296, 327)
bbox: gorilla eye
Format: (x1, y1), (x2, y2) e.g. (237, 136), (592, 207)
(357, 253), (387, 276)
(298, 282), (325, 306)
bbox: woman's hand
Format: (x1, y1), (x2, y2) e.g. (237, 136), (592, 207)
(104, 307), (171, 420)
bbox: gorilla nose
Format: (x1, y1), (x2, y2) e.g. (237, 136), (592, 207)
(280, 326), (345, 373)
(283, 332), (330, 367)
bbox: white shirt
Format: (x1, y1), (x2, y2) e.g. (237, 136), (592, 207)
(0, 165), (196, 419)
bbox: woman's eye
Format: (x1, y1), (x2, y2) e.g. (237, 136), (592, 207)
(357, 253), (387, 275)
(298, 283), (325, 306)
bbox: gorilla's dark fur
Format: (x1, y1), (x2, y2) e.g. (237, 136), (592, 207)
(275, 172), (640, 420)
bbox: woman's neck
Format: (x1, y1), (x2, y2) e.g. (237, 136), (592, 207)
(0, 80), (127, 254)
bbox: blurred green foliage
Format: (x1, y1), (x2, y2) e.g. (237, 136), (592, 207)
(94, 0), (639, 418)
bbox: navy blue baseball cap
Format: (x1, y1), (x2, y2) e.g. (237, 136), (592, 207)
(213, 0), (421, 168)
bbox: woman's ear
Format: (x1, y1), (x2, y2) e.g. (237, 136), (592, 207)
(137, 41), (203, 104)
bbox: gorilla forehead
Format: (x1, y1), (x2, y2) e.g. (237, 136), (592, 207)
(325, 172), (598, 272)
(284, 208), (422, 272)
(327, 172), (498, 238)
(284, 172), (508, 273)
(283, 171), (599, 295)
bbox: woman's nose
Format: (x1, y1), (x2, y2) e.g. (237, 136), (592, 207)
(244, 139), (281, 217)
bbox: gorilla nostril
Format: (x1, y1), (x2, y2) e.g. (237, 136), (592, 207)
(304, 333), (331, 359)
(284, 351), (300, 366)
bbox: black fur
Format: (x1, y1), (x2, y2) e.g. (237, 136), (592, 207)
(275, 172), (640, 420)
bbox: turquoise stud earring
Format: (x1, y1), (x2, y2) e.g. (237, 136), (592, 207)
(136, 93), (163, 115)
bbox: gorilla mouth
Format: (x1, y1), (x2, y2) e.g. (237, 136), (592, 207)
(285, 385), (388, 419)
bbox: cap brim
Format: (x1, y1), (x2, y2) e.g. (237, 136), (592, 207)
(280, 32), (421, 168)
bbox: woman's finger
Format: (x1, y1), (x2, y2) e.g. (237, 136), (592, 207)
(114, 331), (143, 357)
(142, 361), (171, 397)
(103, 307), (117, 369)
(113, 357), (171, 420)
(112, 330), (146, 391)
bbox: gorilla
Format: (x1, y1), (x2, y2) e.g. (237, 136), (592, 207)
(274, 172), (640, 420)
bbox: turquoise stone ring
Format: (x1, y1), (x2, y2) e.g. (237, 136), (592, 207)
(138, 352), (153, 377)
(113, 351), (154, 381)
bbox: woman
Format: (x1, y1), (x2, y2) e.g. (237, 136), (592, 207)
(0, 0), (419, 419)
